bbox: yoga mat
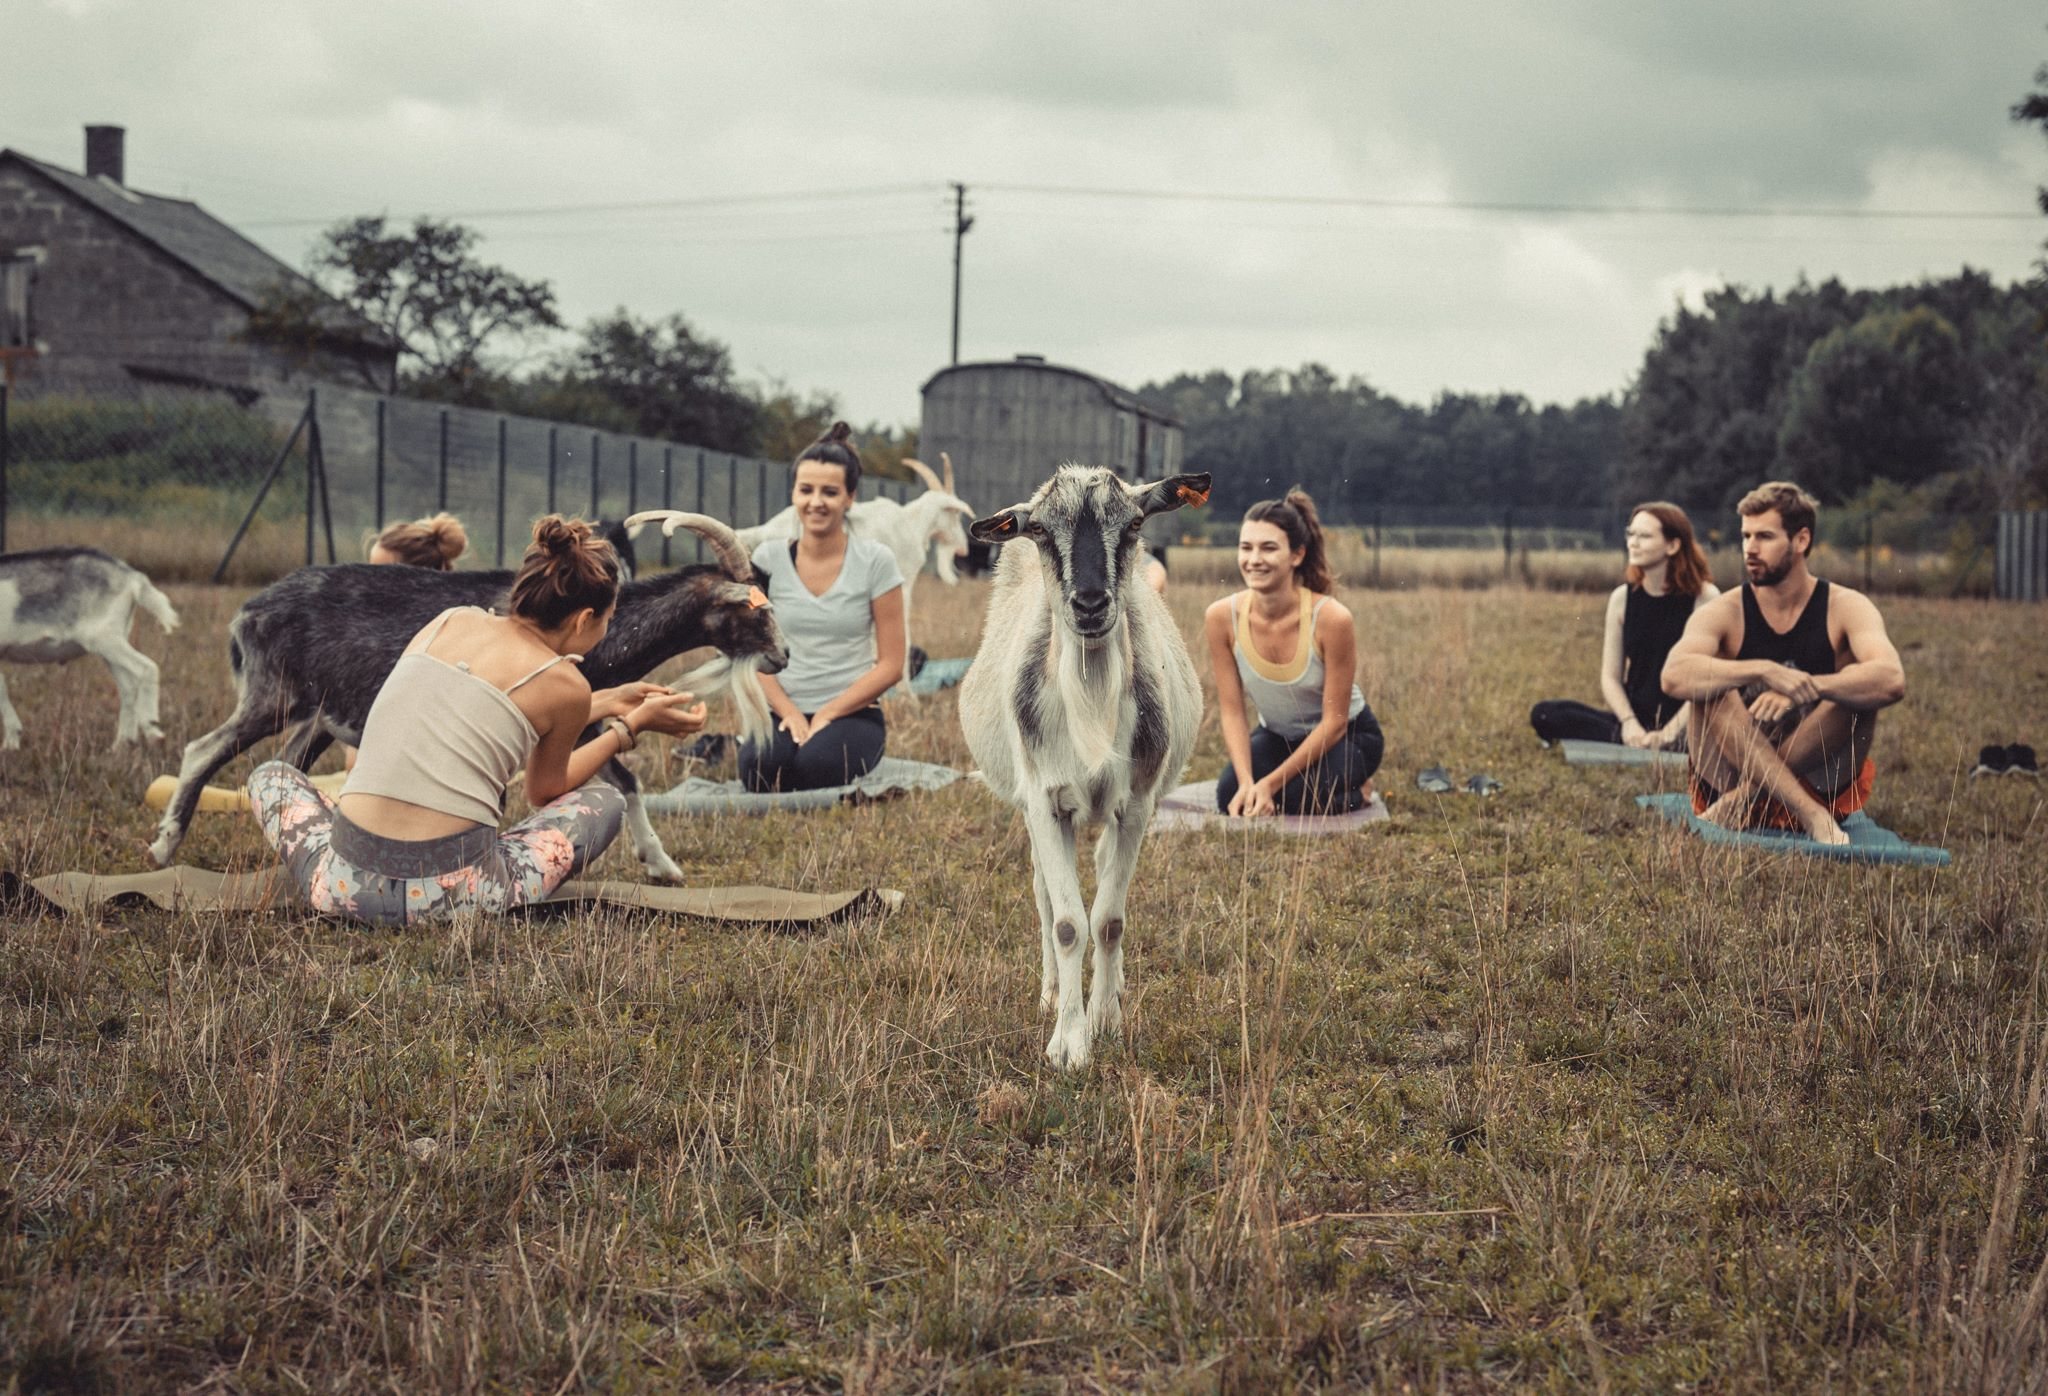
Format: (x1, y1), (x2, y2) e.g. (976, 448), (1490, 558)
(1150, 780), (1389, 835)
(2, 865), (902, 926)
(1635, 792), (1951, 867)
(1558, 739), (1687, 770)
(908, 657), (973, 696)
(644, 756), (964, 816)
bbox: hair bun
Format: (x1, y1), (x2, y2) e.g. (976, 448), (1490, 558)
(534, 516), (586, 556)
(824, 420), (853, 445)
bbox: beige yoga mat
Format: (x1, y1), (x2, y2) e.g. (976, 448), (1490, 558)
(7, 865), (902, 927)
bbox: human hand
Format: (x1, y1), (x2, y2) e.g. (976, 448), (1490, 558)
(1241, 778), (1279, 818)
(1620, 717), (1651, 749)
(630, 690), (708, 737)
(1748, 689), (1796, 725)
(1759, 663), (1821, 705)
(779, 711), (813, 745)
(592, 681), (671, 721)
(804, 712), (835, 745)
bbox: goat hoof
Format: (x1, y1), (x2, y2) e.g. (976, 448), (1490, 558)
(1045, 1023), (1092, 1072)
(641, 854), (687, 883)
(146, 836), (177, 868)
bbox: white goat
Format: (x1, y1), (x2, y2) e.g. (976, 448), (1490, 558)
(737, 454), (974, 645)
(957, 465), (1210, 1071)
(0, 548), (180, 751)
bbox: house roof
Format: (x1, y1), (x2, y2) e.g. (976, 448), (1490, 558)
(921, 356), (1183, 429)
(0, 148), (398, 352)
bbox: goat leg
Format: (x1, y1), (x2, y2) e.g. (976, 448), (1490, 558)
(1023, 801), (1091, 1071)
(151, 703), (296, 865)
(602, 754), (685, 883)
(1087, 805), (1150, 1042)
(0, 672), (20, 750)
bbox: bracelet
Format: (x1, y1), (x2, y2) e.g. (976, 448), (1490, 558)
(602, 715), (636, 752)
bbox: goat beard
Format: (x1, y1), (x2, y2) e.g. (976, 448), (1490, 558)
(673, 654), (775, 750)
(1051, 621), (1129, 773)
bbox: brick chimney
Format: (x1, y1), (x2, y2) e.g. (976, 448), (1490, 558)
(85, 125), (126, 184)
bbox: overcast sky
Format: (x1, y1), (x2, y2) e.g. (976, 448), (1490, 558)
(8, 0), (2046, 427)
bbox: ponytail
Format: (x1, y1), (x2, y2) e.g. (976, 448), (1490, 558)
(366, 511), (469, 570)
(508, 515), (621, 628)
(1242, 486), (1335, 594)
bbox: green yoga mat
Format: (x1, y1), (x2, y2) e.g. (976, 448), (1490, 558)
(1636, 792), (1951, 867)
(1559, 739), (1687, 769)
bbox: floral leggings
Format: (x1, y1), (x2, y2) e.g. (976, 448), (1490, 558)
(248, 761), (626, 925)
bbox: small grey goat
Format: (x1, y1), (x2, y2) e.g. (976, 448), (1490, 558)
(957, 466), (1210, 1071)
(0, 547), (180, 750)
(150, 512), (785, 876)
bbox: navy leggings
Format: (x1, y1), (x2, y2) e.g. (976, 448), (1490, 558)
(739, 707), (887, 792)
(1216, 707), (1386, 815)
(1528, 699), (1626, 746)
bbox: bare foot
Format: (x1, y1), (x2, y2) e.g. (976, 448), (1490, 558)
(1698, 787), (1756, 830)
(1802, 810), (1850, 846)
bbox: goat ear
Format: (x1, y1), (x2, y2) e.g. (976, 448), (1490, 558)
(969, 507), (1030, 543)
(1136, 472), (1213, 517)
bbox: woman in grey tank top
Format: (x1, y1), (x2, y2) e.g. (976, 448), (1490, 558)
(1203, 488), (1384, 817)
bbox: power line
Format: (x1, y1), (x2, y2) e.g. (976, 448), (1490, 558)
(978, 181), (2040, 223)
(238, 182), (942, 230)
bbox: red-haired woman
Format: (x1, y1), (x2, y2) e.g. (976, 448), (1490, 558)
(1530, 502), (1720, 750)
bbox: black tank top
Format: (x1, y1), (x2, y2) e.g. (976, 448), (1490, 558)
(1736, 579), (1836, 676)
(1621, 586), (1693, 727)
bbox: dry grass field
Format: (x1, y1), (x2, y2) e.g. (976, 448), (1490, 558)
(1, 569), (2045, 1392)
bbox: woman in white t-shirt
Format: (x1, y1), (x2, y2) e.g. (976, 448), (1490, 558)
(742, 421), (907, 791)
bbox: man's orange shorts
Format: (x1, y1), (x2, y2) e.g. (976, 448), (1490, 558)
(1689, 757), (1875, 831)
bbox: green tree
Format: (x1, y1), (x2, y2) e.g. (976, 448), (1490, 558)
(250, 216), (561, 399)
(552, 309), (759, 454)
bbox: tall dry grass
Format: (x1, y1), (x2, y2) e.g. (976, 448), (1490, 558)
(0, 573), (2043, 1390)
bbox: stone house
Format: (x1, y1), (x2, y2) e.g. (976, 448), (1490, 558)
(0, 125), (397, 399)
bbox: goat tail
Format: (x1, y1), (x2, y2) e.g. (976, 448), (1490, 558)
(673, 654), (775, 751)
(135, 578), (180, 633)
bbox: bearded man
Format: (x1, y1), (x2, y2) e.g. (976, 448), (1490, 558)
(1660, 481), (1906, 846)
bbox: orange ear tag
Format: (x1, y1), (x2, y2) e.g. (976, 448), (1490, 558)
(747, 586), (769, 609)
(996, 516), (1016, 533)
(1177, 484), (1210, 507)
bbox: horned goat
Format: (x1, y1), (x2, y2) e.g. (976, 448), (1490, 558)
(0, 548), (180, 751)
(957, 465), (1210, 1071)
(737, 454), (974, 650)
(149, 512), (785, 878)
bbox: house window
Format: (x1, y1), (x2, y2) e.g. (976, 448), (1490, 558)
(0, 252), (35, 350)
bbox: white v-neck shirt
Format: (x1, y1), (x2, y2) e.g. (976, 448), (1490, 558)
(752, 535), (904, 712)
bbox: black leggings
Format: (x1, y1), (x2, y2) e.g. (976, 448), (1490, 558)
(1215, 707), (1386, 815)
(1528, 699), (1625, 746)
(739, 707), (887, 792)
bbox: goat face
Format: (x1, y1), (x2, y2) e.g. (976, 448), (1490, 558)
(970, 468), (1210, 645)
(930, 501), (973, 585)
(706, 566), (789, 675)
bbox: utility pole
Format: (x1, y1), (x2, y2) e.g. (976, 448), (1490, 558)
(950, 181), (974, 364)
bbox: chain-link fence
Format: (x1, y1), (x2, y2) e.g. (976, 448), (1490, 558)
(0, 382), (915, 583)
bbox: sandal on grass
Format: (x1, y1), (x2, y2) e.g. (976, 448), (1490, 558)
(1970, 744), (2013, 778)
(2008, 743), (2040, 777)
(1463, 773), (1504, 797)
(1416, 764), (1454, 794)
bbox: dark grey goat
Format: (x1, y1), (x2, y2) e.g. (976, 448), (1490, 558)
(148, 512), (785, 878)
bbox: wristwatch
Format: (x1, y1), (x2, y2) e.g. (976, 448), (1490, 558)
(603, 715), (637, 751)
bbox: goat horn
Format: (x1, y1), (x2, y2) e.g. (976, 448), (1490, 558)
(622, 510), (752, 580)
(901, 456), (944, 493)
(941, 451), (955, 494)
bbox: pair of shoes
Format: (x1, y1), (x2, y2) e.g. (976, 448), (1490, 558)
(1415, 764), (1504, 796)
(907, 645), (929, 681)
(683, 733), (734, 763)
(1971, 743), (2042, 778)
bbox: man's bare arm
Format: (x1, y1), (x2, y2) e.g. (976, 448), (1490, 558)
(1660, 598), (1769, 701)
(1814, 589), (1906, 711)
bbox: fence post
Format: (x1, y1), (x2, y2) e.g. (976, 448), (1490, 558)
(589, 433), (601, 519)
(727, 455), (738, 525)
(1502, 506), (1514, 579)
(436, 409), (449, 512)
(695, 449), (707, 564)
(310, 390), (335, 563)
(1863, 511), (1874, 592)
(628, 440), (639, 514)
(1373, 507), (1382, 589)
(661, 447), (673, 567)
(547, 426), (558, 513)
(757, 459), (768, 524)
(373, 397), (386, 529)
(214, 397), (312, 583)
(305, 389), (318, 565)
(495, 416), (508, 568)
(0, 383), (9, 554)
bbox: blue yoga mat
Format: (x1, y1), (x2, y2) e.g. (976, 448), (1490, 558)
(1636, 792), (1951, 867)
(909, 657), (972, 695)
(645, 756), (964, 816)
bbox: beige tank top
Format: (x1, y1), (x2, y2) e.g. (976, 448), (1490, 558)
(342, 608), (573, 826)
